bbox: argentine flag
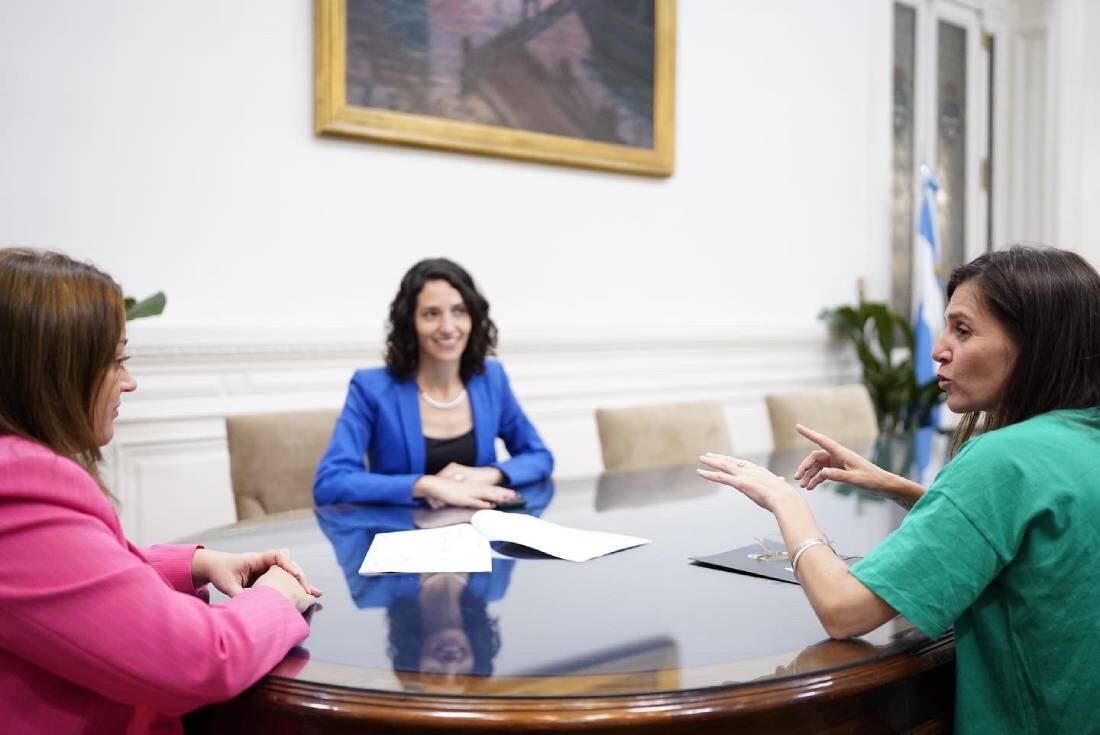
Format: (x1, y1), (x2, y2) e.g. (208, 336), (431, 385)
(912, 167), (945, 427)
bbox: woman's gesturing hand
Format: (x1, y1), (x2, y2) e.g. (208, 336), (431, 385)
(792, 424), (884, 490)
(696, 453), (800, 512)
(792, 424), (925, 507)
(192, 548), (322, 599)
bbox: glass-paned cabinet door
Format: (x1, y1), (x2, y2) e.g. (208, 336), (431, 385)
(890, 0), (989, 319)
(937, 18), (968, 277)
(891, 3), (917, 318)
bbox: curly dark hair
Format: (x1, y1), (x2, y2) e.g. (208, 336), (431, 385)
(385, 258), (497, 382)
(386, 586), (501, 676)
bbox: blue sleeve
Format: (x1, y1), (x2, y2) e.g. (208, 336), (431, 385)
(489, 364), (554, 487)
(313, 376), (420, 506)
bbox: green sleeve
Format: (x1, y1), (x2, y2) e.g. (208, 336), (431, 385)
(850, 487), (1002, 639)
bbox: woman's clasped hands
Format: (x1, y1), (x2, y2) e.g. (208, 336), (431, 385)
(418, 462), (518, 510)
(191, 548), (322, 613)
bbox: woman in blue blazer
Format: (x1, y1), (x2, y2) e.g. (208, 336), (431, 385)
(314, 258), (553, 508)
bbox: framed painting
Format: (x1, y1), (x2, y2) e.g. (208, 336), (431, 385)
(315, 0), (676, 176)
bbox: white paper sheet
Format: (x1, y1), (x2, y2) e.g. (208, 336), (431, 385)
(357, 512), (651, 574)
(471, 510), (651, 562)
(358, 523), (492, 575)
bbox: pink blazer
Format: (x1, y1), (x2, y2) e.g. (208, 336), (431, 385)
(0, 436), (309, 734)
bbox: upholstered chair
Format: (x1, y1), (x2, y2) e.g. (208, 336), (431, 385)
(225, 409), (338, 520)
(764, 384), (878, 453)
(595, 401), (732, 473)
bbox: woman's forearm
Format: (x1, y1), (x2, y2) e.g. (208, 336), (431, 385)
(772, 496), (898, 639)
(694, 451), (901, 639)
(772, 495), (827, 559)
(881, 473), (926, 509)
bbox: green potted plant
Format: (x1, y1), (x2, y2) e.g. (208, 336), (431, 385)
(819, 301), (944, 435)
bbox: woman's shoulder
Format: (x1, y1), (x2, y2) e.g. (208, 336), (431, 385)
(480, 358), (506, 381)
(943, 409), (1100, 496)
(962, 408), (1100, 457)
(466, 359), (510, 396)
(1, 434), (79, 473)
(0, 435), (102, 502)
(351, 365), (391, 382)
(930, 410), (1100, 539)
(350, 366), (407, 391)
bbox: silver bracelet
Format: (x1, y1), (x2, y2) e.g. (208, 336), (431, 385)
(790, 537), (834, 578)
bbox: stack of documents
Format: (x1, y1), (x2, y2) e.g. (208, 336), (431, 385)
(359, 510), (650, 574)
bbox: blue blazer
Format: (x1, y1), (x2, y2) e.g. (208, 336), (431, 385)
(313, 360), (554, 505)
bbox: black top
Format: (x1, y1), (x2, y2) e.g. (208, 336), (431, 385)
(424, 428), (477, 476)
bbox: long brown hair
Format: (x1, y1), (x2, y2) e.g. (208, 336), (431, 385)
(946, 246), (1100, 453)
(0, 248), (125, 491)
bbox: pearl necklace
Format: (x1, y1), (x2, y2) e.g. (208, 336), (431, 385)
(419, 388), (467, 410)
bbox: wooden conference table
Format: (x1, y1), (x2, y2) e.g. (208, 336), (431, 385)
(185, 440), (954, 734)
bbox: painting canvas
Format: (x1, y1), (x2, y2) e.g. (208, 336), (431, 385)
(315, 0), (675, 176)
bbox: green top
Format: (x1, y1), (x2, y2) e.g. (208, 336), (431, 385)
(851, 408), (1100, 735)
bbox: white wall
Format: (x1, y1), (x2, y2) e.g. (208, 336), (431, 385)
(1003, 0), (1050, 244)
(1075, 0), (1100, 262)
(1, 1), (897, 542)
(1, 0), (893, 330)
(1044, 0), (1100, 263)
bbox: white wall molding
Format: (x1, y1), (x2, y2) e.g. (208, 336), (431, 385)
(105, 326), (859, 544)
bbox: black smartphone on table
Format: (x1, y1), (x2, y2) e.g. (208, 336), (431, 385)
(494, 496), (527, 511)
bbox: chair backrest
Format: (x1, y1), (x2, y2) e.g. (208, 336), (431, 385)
(225, 409), (339, 520)
(595, 401), (732, 473)
(765, 384), (878, 453)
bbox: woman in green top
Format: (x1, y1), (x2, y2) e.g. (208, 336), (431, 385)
(698, 246), (1100, 734)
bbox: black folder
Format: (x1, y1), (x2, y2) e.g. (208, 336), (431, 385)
(690, 544), (860, 585)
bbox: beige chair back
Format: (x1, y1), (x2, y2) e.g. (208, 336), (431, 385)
(595, 401), (732, 473)
(225, 409), (339, 520)
(765, 384), (878, 453)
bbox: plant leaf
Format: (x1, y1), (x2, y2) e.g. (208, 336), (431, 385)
(819, 298), (942, 433)
(125, 292), (166, 321)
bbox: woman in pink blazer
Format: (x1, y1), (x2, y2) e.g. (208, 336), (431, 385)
(0, 249), (322, 734)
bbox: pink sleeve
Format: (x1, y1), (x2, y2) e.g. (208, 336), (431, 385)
(0, 478), (309, 716)
(139, 544), (202, 594)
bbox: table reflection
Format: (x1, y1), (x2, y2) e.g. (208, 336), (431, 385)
(769, 624), (928, 680)
(188, 441), (955, 734)
(314, 480), (555, 683)
(193, 435), (952, 696)
(594, 465), (716, 511)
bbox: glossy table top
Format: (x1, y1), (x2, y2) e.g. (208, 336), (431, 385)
(194, 435), (949, 700)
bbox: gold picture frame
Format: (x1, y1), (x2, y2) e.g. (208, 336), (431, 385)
(315, 0), (676, 177)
